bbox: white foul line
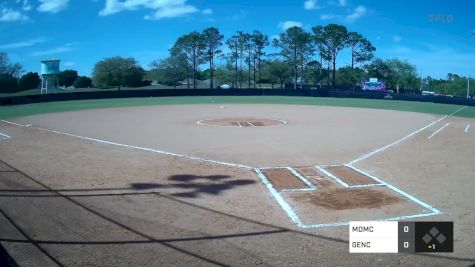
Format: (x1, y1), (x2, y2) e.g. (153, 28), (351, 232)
(428, 123), (450, 139)
(349, 121), (436, 165)
(465, 124), (471, 133)
(0, 120), (254, 170)
(245, 121), (256, 127)
(236, 121), (242, 127)
(1, 120), (25, 127)
(436, 106), (467, 122)
(349, 106), (467, 165)
(0, 132), (11, 139)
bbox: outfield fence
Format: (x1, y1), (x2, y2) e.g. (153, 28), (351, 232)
(1, 89), (474, 106)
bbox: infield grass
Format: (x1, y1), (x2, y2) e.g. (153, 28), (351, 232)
(1, 96), (474, 120)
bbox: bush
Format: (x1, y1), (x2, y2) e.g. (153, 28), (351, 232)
(58, 70), (78, 87)
(18, 72), (41, 90)
(73, 76), (93, 88)
(0, 74), (19, 93)
(92, 57), (145, 88)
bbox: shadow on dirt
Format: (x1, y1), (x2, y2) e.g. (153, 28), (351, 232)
(130, 174), (255, 198)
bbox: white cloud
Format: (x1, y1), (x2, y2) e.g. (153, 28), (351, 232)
(144, 5), (197, 20)
(338, 0), (347, 7)
(0, 8), (29, 22)
(100, 0), (199, 20)
(16, 0), (32, 11)
(346, 5), (366, 23)
(393, 35), (402, 42)
(320, 14), (340, 20)
(0, 38), (46, 49)
(201, 8), (213, 15)
(37, 0), (69, 14)
(278, 21), (303, 30)
(31, 46), (72, 56)
(304, 0), (320, 10)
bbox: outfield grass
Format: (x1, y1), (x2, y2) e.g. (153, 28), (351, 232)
(0, 96), (474, 120)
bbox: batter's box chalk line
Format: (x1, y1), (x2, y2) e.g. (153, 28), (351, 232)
(256, 165), (442, 228)
(259, 167), (317, 193)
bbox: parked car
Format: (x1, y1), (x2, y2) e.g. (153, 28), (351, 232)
(219, 84), (232, 89)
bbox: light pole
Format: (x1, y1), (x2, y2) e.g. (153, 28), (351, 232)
(419, 70), (423, 92)
(467, 76), (471, 98)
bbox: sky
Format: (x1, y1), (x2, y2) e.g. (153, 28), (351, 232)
(0, 0), (474, 79)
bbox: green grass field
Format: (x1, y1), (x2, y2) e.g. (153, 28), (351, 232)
(0, 96), (474, 120)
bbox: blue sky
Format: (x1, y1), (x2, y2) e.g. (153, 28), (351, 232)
(1, 0), (474, 78)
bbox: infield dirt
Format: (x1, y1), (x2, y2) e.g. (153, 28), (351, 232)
(0, 104), (474, 266)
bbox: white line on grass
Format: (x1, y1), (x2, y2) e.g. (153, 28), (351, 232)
(436, 106), (467, 122)
(428, 123), (450, 139)
(465, 124), (471, 133)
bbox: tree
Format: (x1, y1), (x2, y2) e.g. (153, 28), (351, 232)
(336, 66), (364, 90)
(171, 32), (206, 89)
(236, 31), (248, 88)
(273, 26), (313, 89)
(149, 56), (187, 88)
(313, 24), (349, 88)
(214, 65), (234, 85)
(18, 72), (41, 90)
(58, 69), (78, 87)
(347, 32), (375, 69)
(243, 32), (253, 88)
(266, 60), (291, 89)
(73, 76), (93, 88)
(0, 74), (18, 93)
(92, 57), (144, 88)
(202, 27), (224, 89)
(386, 58), (418, 91)
(251, 31), (269, 87)
(0, 52), (22, 77)
(365, 58), (392, 81)
(304, 60), (324, 86)
(225, 35), (240, 88)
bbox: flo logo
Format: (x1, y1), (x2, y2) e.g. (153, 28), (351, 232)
(428, 14), (454, 23)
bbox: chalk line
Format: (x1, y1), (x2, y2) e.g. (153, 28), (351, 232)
(1, 120), (253, 170)
(0, 132), (11, 139)
(347, 165), (442, 214)
(428, 123), (450, 139)
(254, 168), (304, 227)
(245, 121), (256, 127)
(349, 106), (467, 165)
(465, 124), (471, 133)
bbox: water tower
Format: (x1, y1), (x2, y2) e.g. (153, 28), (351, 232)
(40, 59), (61, 94)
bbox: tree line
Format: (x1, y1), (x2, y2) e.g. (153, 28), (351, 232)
(1, 23), (473, 97)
